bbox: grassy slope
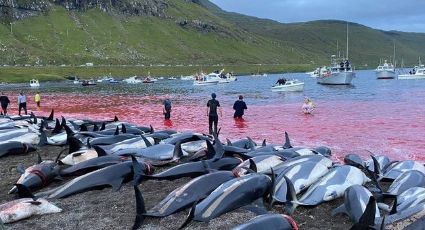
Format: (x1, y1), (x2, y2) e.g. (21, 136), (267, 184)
(220, 11), (425, 67)
(0, 1), (306, 66)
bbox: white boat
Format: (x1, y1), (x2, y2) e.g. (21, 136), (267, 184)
(307, 67), (327, 78)
(375, 60), (395, 79)
(398, 64), (425, 80)
(123, 76), (142, 84)
(97, 76), (114, 83)
(317, 24), (355, 85)
(271, 79), (304, 92)
(29, 79), (40, 87)
(193, 73), (219, 86)
(158, 77), (164, 80)
(168, 77), (177, 80)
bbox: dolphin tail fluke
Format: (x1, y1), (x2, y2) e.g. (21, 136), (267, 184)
(93, 124), (99, 132)
(283, 131), (292, 149)
(15, 184), (36, 200)
(47, 109), (54, 121)
(178, 201), (196, 230)
(370, 155), (383, 179)
(114, 126), (119, 135)
(52, 118), (62, 134)
(350, 196), (376, 230)
(205, 140), (216, 160)
(92, 145), (108, 157)
(132, 185), (146, 230)
(122, 124), (127, 133)
(149, 125), (154, 133)
(140, 135), (152, 147)
(284, 175), (299, 215)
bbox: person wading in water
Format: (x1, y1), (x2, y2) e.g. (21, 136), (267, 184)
(207, 93), (222, 135)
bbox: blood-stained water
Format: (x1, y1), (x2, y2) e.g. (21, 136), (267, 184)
(3, 70), (425, 162)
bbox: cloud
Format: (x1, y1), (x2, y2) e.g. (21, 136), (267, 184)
(210, 0), (425, 32)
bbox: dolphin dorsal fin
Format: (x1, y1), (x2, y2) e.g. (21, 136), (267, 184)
(93, 124), (99, 132)
(262, 139), (267, 147)
(114, 126), (119, 135)
(47, 109), (54, 121)
(114, 116), (119, 122)
(226, 138), (232, 146)
(121, 124), (127, 133)
(100, 122), (106, 131)
(283, 131), (292, 149)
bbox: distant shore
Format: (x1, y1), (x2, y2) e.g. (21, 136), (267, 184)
(0, 64), (315, 83)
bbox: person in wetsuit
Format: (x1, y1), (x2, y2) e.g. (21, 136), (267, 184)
(207, 93), (222, 135)
(233, 95), (247, 119)
(163, 99), (172, 120)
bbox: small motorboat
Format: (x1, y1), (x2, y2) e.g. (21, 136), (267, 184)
(143, 77), (155, 83)
(81, 80), (97, 86)
(123, 76), (142, 84)
(30, 79), (40, 87)
(271, 79), (304, 92)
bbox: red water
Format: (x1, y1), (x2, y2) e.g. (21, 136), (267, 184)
(6, 92), (425, 162)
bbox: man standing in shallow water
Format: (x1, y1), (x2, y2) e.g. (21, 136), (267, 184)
(207, 93), (222, 135)
(18, 92), (27, 116)
(0, 92), (10, 115)
(233, 95), (247, 119)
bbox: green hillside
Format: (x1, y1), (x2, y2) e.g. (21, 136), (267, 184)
(0, 0), (424, 71)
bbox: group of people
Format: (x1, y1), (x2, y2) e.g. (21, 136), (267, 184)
(339, 60), (351, 71)
(0, 92), (41, 116)
(163, 93), (315, 134)
(275, 78), (287, 85)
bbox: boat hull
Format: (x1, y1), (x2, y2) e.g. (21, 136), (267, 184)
(376, 70), (395, 79)
(271, 83), (304, 92)
(317, 72), (355, 85)
(398, 74), (425, 80)
(193, 81), (219, 86)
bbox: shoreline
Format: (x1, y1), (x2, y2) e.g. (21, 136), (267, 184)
(0, 64), (313, 83)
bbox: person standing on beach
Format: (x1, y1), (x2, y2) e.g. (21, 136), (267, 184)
(163, 99), (172, 120)
(0, 92), (10, 115)
(207, 93), (222, 135)
(233, 95), (247, 119)
(18, 92), (27, 116)
(34, 92), (41, 109)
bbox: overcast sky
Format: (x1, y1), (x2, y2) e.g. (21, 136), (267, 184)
(210, 0), (425, 33)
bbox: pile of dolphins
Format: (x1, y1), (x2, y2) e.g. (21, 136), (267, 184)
(0, 110), (425, 230)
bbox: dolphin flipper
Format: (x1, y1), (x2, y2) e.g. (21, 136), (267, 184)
(178, 201), (196, 230)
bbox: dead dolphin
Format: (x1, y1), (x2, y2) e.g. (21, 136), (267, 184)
(179, 173), (272, 228)
(231, 214), (298, 230)
(36, 160), (150, 199)
(332, 185), (380, 223)
(1, 185), (61, 224)
(144, 171), (236, 217)
(285, 165), (371, 214)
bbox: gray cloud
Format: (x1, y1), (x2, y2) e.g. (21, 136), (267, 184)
(210, 0), (425, 32)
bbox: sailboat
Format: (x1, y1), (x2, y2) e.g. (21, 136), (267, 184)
(317, 23), (356, 85)
(398, 57), (425, 80)
(375, 43), (396, 79)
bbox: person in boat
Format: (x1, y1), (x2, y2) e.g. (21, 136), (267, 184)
(34, 92), (41, 109)
(0, 92), (10, 115)
(233, 95), (247, 119)
(18, 91), (27, 116)
(302, 97), (315, 114)
(276, 78), (286, 85)
(340, 61), (345, 71)
(163, 99), (172, 120)
(344, 60), (350, 71)
(207, 93), (222, 135)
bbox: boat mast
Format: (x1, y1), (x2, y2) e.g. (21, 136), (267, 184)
(346, 22), (349, 60)
(393, 41), (396, 68)
(336, 40), (339, 57)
